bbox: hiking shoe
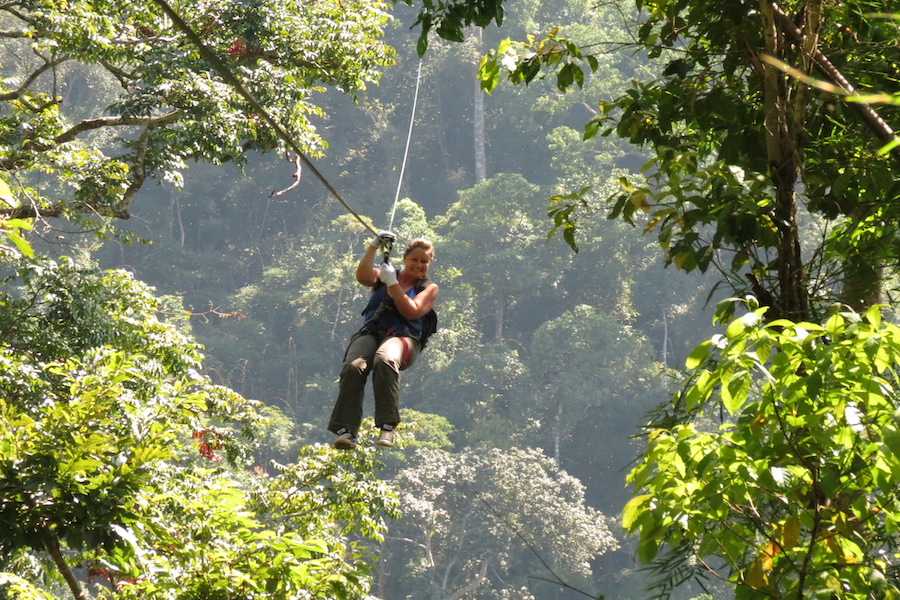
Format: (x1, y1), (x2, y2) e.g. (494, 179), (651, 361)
(334, 429), (358, 450)
(376, 426), (395, 448)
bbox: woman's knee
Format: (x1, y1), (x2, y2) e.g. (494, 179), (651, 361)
(373, 353), (400, 373)
(342, 357), (369, 377)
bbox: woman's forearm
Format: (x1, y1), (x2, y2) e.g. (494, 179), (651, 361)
(355, 244), (380, 285)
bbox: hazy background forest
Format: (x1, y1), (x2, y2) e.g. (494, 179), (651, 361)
(69, 1), (722, 598)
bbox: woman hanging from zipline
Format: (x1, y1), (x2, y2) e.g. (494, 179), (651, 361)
(328, 231), (439, 449)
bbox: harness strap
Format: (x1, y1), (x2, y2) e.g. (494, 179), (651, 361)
(399, 336), (411, 368)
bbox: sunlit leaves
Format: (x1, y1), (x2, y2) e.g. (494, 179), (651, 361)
(546, 186), (592, 252)
(410, 0), (505, 55)
(112, 445), (397, 600)
(450, 0), (900, 319)
(0, 218), (33, 258)
(0, 256), (397, 599)
(627, 300), (900, 597)
(477, 30), (597, 94)
(0, 0), (394, 222)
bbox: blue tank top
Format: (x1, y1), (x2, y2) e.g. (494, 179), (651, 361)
(361, 282), (424, 339)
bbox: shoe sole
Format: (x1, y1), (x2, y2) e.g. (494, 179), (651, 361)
(376, 439), (393, 448)
(334, 439), (357, 450)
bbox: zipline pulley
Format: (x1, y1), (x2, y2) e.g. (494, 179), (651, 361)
(379, 230), (396, 265)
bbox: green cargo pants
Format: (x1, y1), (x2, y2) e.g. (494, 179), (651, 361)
(328, 332), (421, 435)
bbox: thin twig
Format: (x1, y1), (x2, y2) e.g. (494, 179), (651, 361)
(270, 154), (303, 197)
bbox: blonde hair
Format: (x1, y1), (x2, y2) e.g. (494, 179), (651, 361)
(404, 238), (434, 261)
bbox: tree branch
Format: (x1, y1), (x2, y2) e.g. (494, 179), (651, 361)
(0, 28), (32, 38)
(474, 490), (601, 599)
(49, 110), (182, 147)
(444, 558), (490, 600)
(768, 0), (898, 147)
(3, 202), (129, 220)
(26, 494), (89, 600)
(0, 54), (68, 102)
(270, 154), (303, 197)
(97, 57), (136, 89)
(117, 124), (156, 215)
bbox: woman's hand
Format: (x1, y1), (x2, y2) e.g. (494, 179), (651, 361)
(370, 230), (396, 249)
(378, 262), (399, 287)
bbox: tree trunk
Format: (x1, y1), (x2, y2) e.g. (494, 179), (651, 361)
(170, 190), (186, 247)
(767, 0), (893, 313)
(494, 295), (504, 343)
(26, 494), (88, 600)
(759, 0), (810, 321)
(553, 400), (562, 466)
(473, 26), (487, 184)
(661, 306), (668, 369)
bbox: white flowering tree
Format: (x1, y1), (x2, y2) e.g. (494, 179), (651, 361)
(382, 445), (617, 600)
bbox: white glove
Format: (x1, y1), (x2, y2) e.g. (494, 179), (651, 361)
(379, 262), (398, 287)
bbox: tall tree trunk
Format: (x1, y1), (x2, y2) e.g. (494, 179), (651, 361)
(553, 400), (562, 466)
(768, 0), (894, 313)
(759, 0), (810, 321)
(472, 26), (487, 184)
(661, 306), (668, 369)
(170, 190), (186, 247)
(495, 295), (504, 343)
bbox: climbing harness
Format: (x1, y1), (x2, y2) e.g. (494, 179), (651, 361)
(357, 277), (437, 350)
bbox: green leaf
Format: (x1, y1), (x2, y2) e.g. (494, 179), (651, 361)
(685, 340), (712, 370)
(726, 312), (761, 339)
(722, 374), (750, 415)
(584, 118), (601, 140)
(4, 228), (33, 257)
(623, 494), (653, 529)
(0, 177), (15, 207)
(478, 56), (501, 93)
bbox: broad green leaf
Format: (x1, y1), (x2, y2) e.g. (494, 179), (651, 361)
(0, 177), (15, 207)
(726, 311), (761, 339)
(4, 228), (34, 257)
(622, 494), (653, 529)
(685, 340), (712, 370)
(781, 514), (800, 550)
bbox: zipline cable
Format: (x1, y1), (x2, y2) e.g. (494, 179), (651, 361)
(388, 59), (423, 232)
(151, 0), (379, 237)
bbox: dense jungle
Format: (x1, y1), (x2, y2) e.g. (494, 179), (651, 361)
(2, 1), (900, 599)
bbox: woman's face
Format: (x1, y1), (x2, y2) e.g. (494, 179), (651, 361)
(403, 247), (433, 279)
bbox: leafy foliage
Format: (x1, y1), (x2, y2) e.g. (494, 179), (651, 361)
(0, 0), (393, 222)
(0, 256), (398, 600)
(402, 0), (506, 55)
(626, 300), (900, 598)
(446, 0), (900, 318)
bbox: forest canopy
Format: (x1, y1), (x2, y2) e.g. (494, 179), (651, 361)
(0, 0), (392, 222)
